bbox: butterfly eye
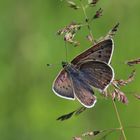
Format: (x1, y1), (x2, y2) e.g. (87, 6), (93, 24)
(62, 61), (68, 67)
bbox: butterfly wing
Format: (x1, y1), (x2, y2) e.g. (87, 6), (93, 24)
(70, 71), (97, 108)
(71, 39), (114, 65)
(52, 69), (75, 100)
(79, 60), (114, 91)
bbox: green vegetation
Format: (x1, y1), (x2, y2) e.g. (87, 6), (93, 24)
(0, 0), (140, 139)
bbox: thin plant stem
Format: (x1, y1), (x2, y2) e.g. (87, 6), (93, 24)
(111, 99), (127, 140)
(81, 127), (120, 139)
(80, 1), (94, 43)
(126, 125), (140, 129)
(64, 41), (68, 62)
(99, 129), (119, 140)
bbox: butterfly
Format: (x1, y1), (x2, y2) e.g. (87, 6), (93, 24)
(52, 39), (114, 108)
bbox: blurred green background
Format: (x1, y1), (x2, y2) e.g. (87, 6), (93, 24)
(0, 0), (140, 140)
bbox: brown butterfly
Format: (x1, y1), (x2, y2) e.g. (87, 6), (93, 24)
(52, 39), (114, 108)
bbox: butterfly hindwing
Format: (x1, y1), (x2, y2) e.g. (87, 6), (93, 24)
(71, 39), (114, 65)
(79, 60), (114, 91)
(52, 69), (75, 100)
(70, 70), (97, 108)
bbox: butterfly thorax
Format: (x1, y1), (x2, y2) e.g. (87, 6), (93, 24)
(61, 61), (80, 76)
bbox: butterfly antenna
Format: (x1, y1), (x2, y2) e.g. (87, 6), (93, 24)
(64, 41), (68, 62)
(46, 62), (61, 67)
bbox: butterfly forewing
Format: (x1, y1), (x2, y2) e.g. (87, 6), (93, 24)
(70, 70), (97, 108)
(52, 69), (75, 100)
(71, 39), (113, 65)
(79, 60), (114, 91)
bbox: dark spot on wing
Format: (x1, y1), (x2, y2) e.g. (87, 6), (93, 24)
(106, 50), (112, 53)
(100, 72), (103, 75)
(98, 54), (102, 58)
(100, 45), (104, 49)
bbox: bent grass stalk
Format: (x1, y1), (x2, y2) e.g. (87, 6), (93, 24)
(79, 1), (127, 139)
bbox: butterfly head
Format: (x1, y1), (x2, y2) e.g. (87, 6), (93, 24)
(62, 61), (69, 68)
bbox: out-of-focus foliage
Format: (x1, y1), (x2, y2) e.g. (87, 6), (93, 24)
(0, 0), (140, 140)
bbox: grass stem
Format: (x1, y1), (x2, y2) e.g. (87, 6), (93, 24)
(80, 1), (94, 43)
(111, 99), (127, 140)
